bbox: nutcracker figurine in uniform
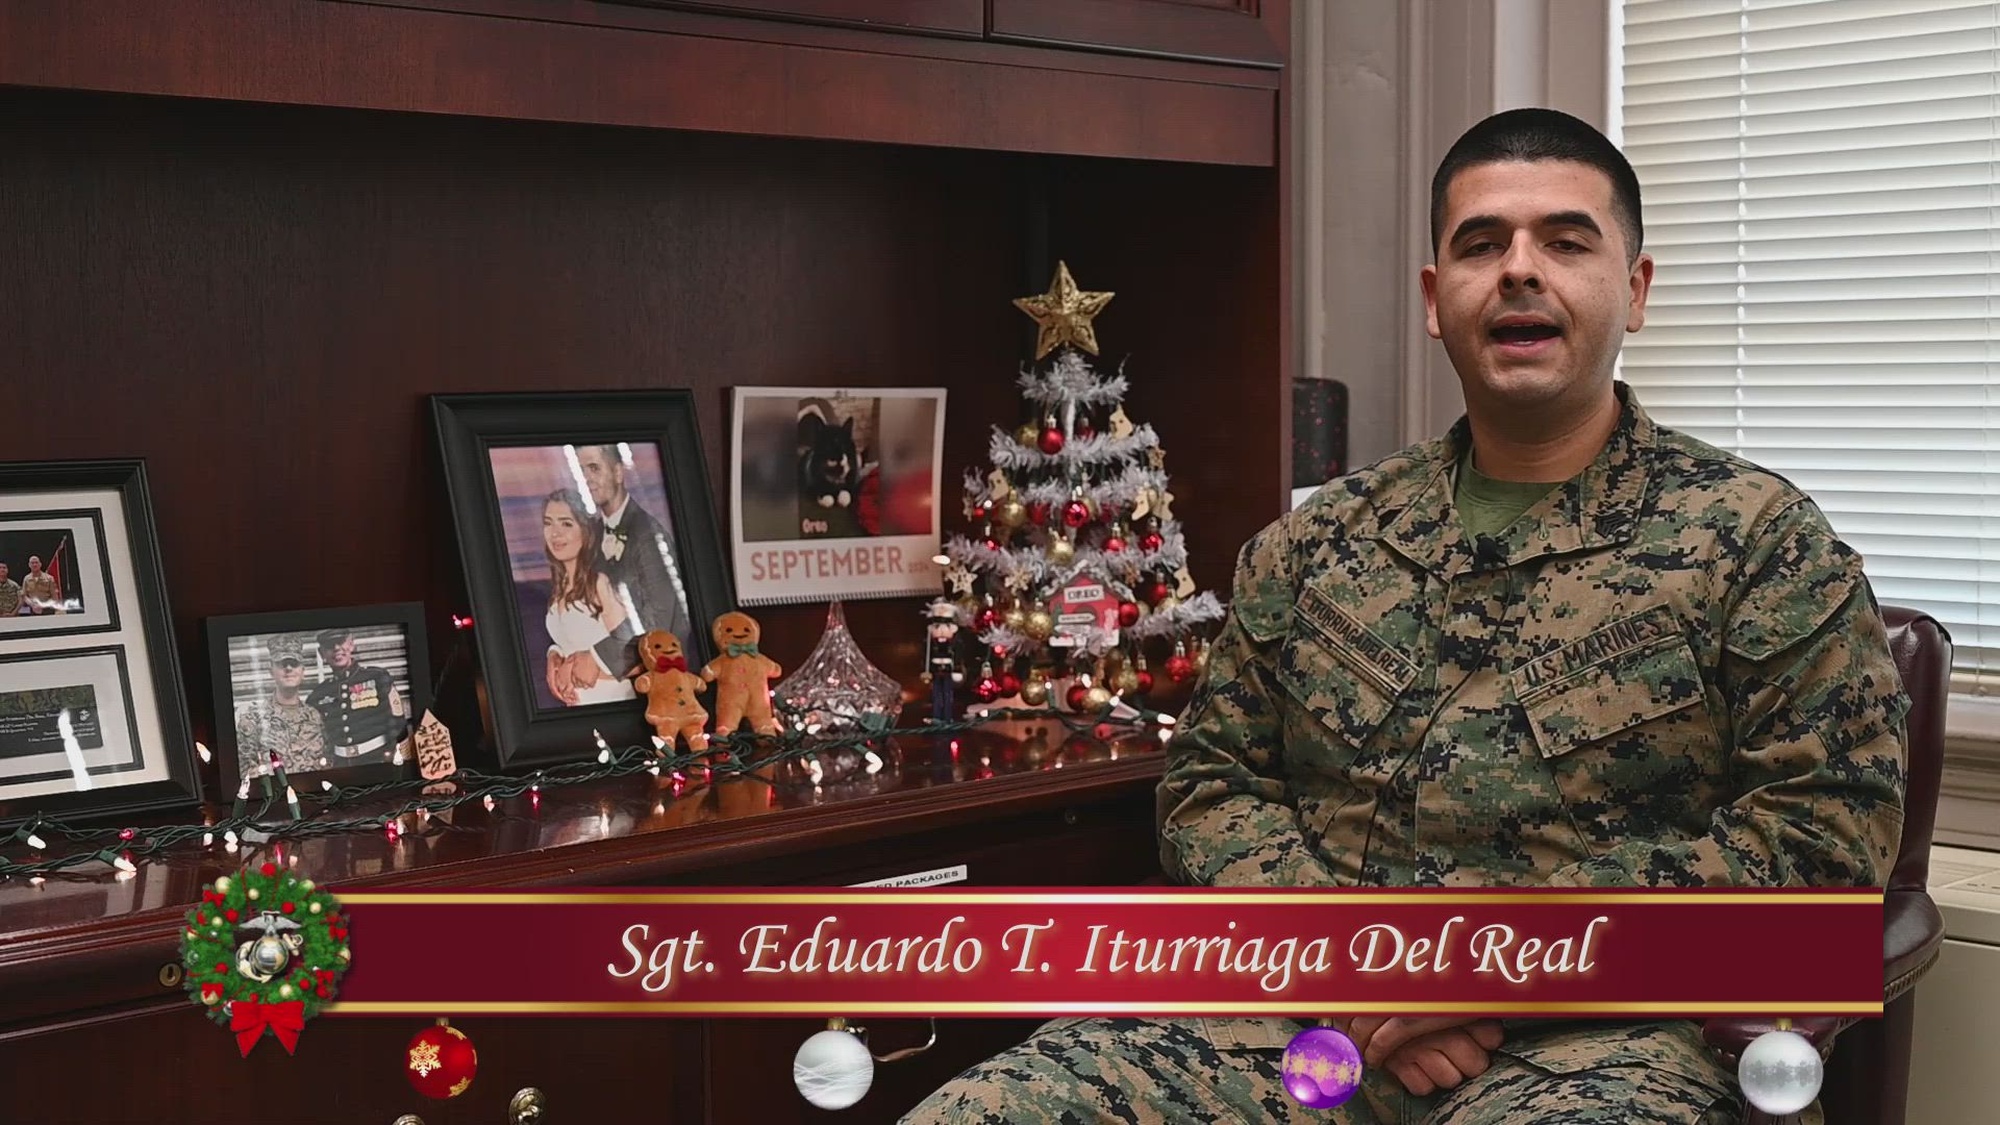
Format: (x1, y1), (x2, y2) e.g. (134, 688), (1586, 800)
(702, 612), (783, 737)
(922, 598), (963, 722)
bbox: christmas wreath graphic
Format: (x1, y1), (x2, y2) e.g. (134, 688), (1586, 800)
(178, 863), (349, 1056)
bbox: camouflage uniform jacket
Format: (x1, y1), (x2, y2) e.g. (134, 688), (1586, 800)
(1159, 384), (1908, 889)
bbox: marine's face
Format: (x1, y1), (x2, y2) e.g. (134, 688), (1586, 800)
(1421, 160), (1652, 416)
(274, 658), (305, 688)
(323, 637), (357, 671)
(26, 556), (40, 575)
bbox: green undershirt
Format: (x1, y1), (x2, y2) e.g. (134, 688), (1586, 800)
(1455, 455), (1561, 539)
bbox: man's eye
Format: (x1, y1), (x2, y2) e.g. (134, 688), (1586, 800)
(1550, 239), (1585, 252)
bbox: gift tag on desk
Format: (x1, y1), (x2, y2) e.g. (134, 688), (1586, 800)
(412, 711), (457, 780)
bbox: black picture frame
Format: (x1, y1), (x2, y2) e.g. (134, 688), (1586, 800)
(204, 603), (432, 802)
(0, 459), (198, 829)
(431, 391), (734, 768)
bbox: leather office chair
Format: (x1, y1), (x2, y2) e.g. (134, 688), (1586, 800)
(1703, 606), (1952, 1125)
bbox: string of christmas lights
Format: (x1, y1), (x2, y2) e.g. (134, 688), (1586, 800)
(0, 703), (1178, 881)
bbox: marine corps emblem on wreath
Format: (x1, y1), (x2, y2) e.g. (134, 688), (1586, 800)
(178, 863), (350, 1055)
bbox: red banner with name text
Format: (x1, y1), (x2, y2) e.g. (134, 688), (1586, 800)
(327, 887), (1881, 1017)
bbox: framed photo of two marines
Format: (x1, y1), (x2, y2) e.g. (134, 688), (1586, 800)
(204, 603), (431, 801)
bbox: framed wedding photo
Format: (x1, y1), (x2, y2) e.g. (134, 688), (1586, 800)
(204, 603), (431, 800)
(432, 391), (733, 768)
(0, 460), (198, 827)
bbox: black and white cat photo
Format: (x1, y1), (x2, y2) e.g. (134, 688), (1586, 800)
(797, 403), (860, 509)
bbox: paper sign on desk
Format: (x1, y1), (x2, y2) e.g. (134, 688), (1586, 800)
(413, 711), (457, 780)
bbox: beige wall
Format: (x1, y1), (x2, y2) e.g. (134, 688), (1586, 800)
(1294, 0), (1613, 468)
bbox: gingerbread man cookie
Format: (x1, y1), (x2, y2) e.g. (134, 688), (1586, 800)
(633, 630), (710, 752)
(701, 612), (783, 737)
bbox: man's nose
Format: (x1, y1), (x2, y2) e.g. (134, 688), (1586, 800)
(1500, 235), (1543, 293)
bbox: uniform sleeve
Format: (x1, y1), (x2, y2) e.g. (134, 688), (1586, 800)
(1546, 497), (1908, 888)
(1156, 526), (1340, 888)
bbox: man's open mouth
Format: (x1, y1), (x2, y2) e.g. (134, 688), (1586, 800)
(1490, 323), (1561, 344)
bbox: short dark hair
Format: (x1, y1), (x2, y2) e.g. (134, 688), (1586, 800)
(1430, 108), (1642, 261)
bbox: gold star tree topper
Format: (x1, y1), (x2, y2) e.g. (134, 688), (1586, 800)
(1013, 261), (1114, 359)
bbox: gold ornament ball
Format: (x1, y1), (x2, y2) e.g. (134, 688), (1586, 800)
(996, 498), (1028, 528)
(202, 990), (220, 1006)
(309, 902), (321, 914)
(279, 983), (295, 1000)
(247, 888), (259, 901)
(1113, 667), (1140, 694)
(1157, 595), (1180, 615)
(338, 946), (351, 961)
(1023, 611), (1055, 641)
(1020, 677), (1050, 706)
(1047, 538), (1075, 564)
(1015, 423), (1039, 448)
(215, 876), (232, 893)
(1003, 607), (1027, 631)
(1084, 685), (1113, 709)
(300, 880), (314, 892)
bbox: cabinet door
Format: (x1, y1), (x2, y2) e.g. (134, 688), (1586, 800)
(638, 1), (984, 37)
(988, 0), (1285, 68)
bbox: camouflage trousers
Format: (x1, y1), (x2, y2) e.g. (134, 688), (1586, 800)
(901, 1017), (1756, 1124)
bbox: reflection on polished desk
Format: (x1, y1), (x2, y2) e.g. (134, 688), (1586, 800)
(0, 726), (1167, 1125)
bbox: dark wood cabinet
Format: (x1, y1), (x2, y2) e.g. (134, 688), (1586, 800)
(635, 0), (986, 37)
(0, 0), (1290, 1119)
(989, 0), (1285, 67)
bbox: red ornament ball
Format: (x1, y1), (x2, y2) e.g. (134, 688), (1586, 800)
(971, 501), (991, 521)
(1135, 670), (1155, 695)
(979, 533), (1002, 552)
(1000, 672), (1023, 696)
(260, 862), (276, 877)
(1062, 499), (1092, 529)
(405, 1023), (479, 1100)
(1027, 501), (1051, 526)
(974, 675), (1002, 703)
(281, 902), (296, 915)
(1038, 427), (1065, 455)
(1139, 531), (1165, 554)
(1117, 601), (1142, 628)
(1166, 654), (1196, 683)
(1065, 683), (1091, 711)
(975, 605), (1001, 631)
(1103, 535), (1127, 554)
(1141, 580), (1172, 607)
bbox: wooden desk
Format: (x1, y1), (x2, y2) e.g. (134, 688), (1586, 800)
(0, 729), (1166, 1123)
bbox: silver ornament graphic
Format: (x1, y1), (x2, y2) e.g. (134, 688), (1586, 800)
(1737, 1028), (1822, 1116)
(236, 933), (291, 982)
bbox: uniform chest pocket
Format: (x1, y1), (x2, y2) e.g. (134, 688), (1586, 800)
(1275, 634), (1411, 765)
(1515, 632), (1725, 844)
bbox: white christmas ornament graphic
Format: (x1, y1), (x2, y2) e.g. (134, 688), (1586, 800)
(793, 1023), (876, 1110)
(1736, 1025), (1822, 1116)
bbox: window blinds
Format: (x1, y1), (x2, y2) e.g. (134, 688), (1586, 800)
(1618, 0), (2000, 689)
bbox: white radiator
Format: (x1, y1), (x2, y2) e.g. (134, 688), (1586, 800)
(1906, 845), (2000, 1125)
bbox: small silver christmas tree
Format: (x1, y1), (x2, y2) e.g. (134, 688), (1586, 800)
(940, 263), (1224, 710)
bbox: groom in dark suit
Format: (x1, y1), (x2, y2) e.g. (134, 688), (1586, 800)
(546, 444), (696, 702)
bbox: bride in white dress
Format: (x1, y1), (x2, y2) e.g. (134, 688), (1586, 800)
(541, 489), (636, 707)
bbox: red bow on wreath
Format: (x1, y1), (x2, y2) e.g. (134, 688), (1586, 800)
(653, 654), (687, 673)
(232, 998), (306, 1056)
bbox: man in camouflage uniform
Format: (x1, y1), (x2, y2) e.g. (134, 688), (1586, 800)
(0, 563), (20, 618)
(235, 634), (330, 776)
(905, 109), (1906, 1124)
(20, 555), (59, 614)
